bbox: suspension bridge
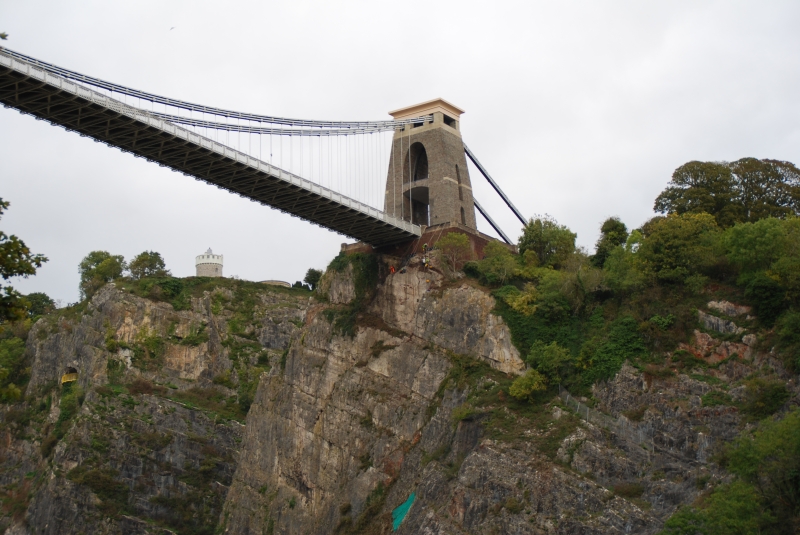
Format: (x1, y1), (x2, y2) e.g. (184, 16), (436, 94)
(0, 48), (524, 247)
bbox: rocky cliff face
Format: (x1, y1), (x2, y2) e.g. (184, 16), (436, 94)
(2, 256), (796, 534)
(1, 280), (310, 534)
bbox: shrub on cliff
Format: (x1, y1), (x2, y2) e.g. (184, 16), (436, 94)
(661, 409), (800, 534)
(79, 250), (127, 299)
(434, 232), (472, 276)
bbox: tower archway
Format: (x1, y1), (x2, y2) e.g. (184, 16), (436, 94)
(403, 142), (430, 225)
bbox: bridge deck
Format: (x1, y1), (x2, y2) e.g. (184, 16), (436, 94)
(0, 52), (420, 246)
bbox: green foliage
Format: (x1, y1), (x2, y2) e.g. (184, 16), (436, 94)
(106, 358), (125, 385)
(526, 340), (573, 385)
(67, 465), (130, 517)
(324, 253), (379, 338)
(128, 250), (170, 280)
(508, 369), (547, 400)
(475, 241), (517, 286)
(579, 316), (646, 386)
(493, 284), (579, 359)
(721, 218), (800, 324)
(591, 217), (628, 268)
(654, 158), (800, 227)
(662, 409), (800, 534)
(603, 244), (645, 294)
(518, 215), (576, 269)
(131, 330), (166, 371)
(636, 213), (720, 285)
(701, 391), (733, 407)
(434, 232), (472, 275)
(25, 292), (54, 318)
(725, 409), (800, 531)
(654, 161), (740, 228)
(775, 311), (800, 371)
(724, 218), (796, 273)
(660, 480), (768, 535)
(0, 198), (48, 322)
(0, 336), (26, 402)
(304, 268), (323, 290)
(178, 323), (209, 346)
(739, 378), (789, 420)
(169, 386), (246, 422)
(650, 314), (675, 330)
(42, 382), (85, 455)
(79, 250), (126, 299)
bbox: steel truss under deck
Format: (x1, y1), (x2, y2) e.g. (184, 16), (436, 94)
(0, 51), (421, 246)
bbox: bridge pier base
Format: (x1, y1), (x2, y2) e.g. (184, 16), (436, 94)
(340, 221), (516, 260)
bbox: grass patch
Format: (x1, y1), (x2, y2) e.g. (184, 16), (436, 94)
(169, 387), (246, 422)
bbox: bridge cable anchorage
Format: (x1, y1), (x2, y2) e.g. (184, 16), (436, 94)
(0, 47), (420, 246)
(463, 143), (527, 226)
(473, 200), (513, 245)
(0, 47), (431, 129)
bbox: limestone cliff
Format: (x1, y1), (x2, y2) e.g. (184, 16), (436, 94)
(1, 255), (796, 534)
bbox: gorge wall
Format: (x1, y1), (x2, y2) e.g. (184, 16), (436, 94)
(1, 254), (796, 534)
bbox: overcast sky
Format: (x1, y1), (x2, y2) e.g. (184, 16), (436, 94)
(2, 0), (799, 304)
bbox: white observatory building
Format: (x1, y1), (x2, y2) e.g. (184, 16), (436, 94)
(196, 248), (223, 277)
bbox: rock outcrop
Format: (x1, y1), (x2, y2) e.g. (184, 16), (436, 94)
(2, 263), (796, 535)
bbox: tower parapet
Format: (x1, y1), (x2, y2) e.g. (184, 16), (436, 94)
(196, 248), (223, 277)
(383, 98), (477, 229)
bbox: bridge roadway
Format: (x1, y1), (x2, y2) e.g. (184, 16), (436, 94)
(0, 51), (421, 246)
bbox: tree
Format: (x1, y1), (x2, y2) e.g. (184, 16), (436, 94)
(636, 213), (721, 285)
(509, 369), (548, 401)
(526, 340), (572, 385)
(0, 198), (48, 322)
(304, 268), (323, 291)
(476, 241), (517, 286)
(434, 233), (472, 275)
(731, 158), (800, 223)
(79, 251), (126, 299)
(518, 215), (576, 269)
(654, 158), (800, 227)
(26, 292), (55, 318)
(654, 161), (739, 227)
(591, 217), (628, 268)
(128, 251), (170, 280)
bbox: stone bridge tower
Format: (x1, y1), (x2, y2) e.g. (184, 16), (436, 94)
(383, 99), (477, 229)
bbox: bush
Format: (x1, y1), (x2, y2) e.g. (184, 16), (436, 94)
(579, 316), (646, 386)
(743, 273), (787, 326)
(775, 311), (800, 371)
(701, 391), (733, 407)
(526, 340), (572, 384)
(508, 369), (547, 401)
(740, 378), (789, 420)
(663, 409), (800, 533)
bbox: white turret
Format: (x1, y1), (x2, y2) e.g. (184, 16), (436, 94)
(195, 248), (223, 277)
